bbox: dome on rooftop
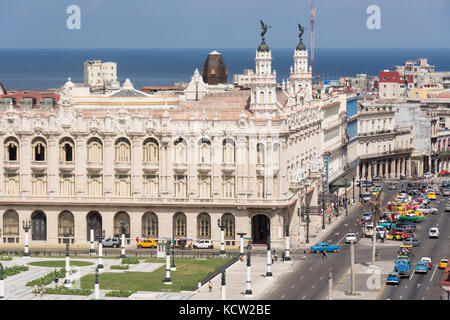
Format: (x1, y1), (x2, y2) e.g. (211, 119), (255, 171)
(202, 51), (228, 85)
(257, 40), (270, 52)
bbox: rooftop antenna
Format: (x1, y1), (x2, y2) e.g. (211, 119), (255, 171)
(310, 0), (316, 83)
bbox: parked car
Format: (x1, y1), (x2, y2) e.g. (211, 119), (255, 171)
(403, 237), (421, 247)
(137, 238), (158, 248)
(423, 172), (433, 179)
(345, 233), (357, 244)
(102, 237), (120, 248)
(443, 189), (450, 196)
(193, 239), (214, 249)
(311, 242), (340, 253)
(362, 192), (372, 201)
(419, 206), (438, 214)
(439, 171), (449, 176)
(439, 259), (448, 269)
(387, 230), (409, 240)
(429, 227), (439, 238)
(415, 261), (429, 274)
(445, 204), (450, 212)
(386, 272), (401, 285)
(421, 257), (432, 269)
(388, 184), (397, 190)
(362, 212), (372, 221)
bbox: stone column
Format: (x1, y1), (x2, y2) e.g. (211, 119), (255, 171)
(103, 137), (114, 198)
(47, 137), (58, 198)
(131, 139), (142, 199)
(20, 137), (31, 197)
(75, 137), (87, 198)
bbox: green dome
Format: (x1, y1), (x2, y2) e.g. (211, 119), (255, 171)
(296, 41), (306, 51)
(258, 40), (270, 52)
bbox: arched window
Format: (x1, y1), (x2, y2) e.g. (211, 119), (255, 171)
(142, 212), (158, 238)
(222, 138), (235, 164)
(3, 210), (19, 237)
(174, 137), (187, 163)
(173, 212), (186, 237)
(143, 138), (159, 163)
(4, 137), (19, 161)
(32, 137), (47, 161)
(87, 137), (103, 162)
(114, 211), (130, 238)
(59, 137), (75, 162)
(198, 138), (211, 163)
(115, 138), (131, 162)
(221, 213), (235, 240)
(58, 211), (74, 237)
(197, 213), (211, 239)
(257, 143), (265, 164)
(260, 91), (264, 103)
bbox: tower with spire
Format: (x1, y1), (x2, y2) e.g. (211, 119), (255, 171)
(289, 23), (313, 105)
(249, 20), (278, 118)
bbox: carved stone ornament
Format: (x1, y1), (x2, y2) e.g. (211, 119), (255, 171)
(291, 161), (306, 183)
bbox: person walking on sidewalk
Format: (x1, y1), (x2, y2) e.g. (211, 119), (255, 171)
(208, 280), (213, 292)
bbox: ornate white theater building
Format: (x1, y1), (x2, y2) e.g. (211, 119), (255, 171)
(0, 31), (356, 249)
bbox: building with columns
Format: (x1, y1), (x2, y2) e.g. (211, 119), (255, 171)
(0, 27), (352, 249)
(356, 101), (413, 180)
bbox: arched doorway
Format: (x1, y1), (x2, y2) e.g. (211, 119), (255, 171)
(114, 211), (130, 238)
(31, 210), (47, 241)
(251, 214), (270, 244)
(86, 211), (102, 241)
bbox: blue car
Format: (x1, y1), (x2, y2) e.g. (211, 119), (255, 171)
(386, 272), (401, 285)
(414, 261), (428, 274)
(310, 242), (340, 253)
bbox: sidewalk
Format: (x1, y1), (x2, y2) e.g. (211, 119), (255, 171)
(189, 254), (297, 300)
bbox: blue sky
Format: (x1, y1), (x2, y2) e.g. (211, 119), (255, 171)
(1, 0), (449, 48)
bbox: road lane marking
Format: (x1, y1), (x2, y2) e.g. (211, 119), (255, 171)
(320, 276), (323, 280)
(430, 266), (438, 282)
(312, 284), (316, 289)
(309, 267), (313, 271)
(337, 234), (347, 245)
(302, 295), (306, 299)
(404, 285), (407, 289)
(300, 275), (304, 279)
(417, 283), (421, 288)
(400, 295), (403, 299)
(410, 271), (415, 280)
(281, 294), (285, 299)
(291, 284), (295, 289)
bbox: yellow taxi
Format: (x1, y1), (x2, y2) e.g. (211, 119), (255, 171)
(426, 191), (436, 200)
(439, 259), (448, 269)
(413, 211), (424, 218)
(137, 238), (157, 248)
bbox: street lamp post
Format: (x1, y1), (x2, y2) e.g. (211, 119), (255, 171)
(0, 263), (4, 300)
(87, 218), (95, 256)
(164, 242), (172, 285)
(352, 176), (355, 202)
(94, 267), (100, 299)
(244, 249), (252, 297)
(22, 220), (30, 258)
(265, 236), (272, 278)
(64, 243), (72, 287)
(328, 272), (333, 300)
(119, 221), (126, 259)
(221, 270), (226, 300)
(335, 193), (340, 217)
(237, 233), (246, 257)
(217, 219), (226, 255)
(344, 178), (348, 216)
(305, 203), (311, 244)
(97, 230), (105, 272)
(284, 224), (291, 262)
(170, 237), (176, 271)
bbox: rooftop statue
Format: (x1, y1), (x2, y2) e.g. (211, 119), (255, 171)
(260, 20), (271, 41)
(298, 23), (305, 43)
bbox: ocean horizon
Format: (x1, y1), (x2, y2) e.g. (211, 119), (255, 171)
(1, 48), (449, 91)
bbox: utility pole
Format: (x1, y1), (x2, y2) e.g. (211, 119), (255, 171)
(350, 239), (355, 294)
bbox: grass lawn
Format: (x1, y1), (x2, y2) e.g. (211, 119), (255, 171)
(80, 257), (231, 292)
(28, 260), (94, 267)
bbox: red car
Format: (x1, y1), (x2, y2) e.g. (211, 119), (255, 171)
(387, 230), (409, 240)
(439, 171), (449, 176)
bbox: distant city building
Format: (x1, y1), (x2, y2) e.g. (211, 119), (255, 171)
(378, 71), (414, 99)
(84, 60), (119, 89)
(233, 69), (255, 88)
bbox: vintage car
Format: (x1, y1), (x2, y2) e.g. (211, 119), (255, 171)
(310, 242), (340, 253)
(414, 261), (429, 274)
(439, 259), (448, 269)
(386, 272), (401, 285)
(137, 238), (158, 248)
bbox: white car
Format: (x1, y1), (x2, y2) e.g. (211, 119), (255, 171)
(424, 172), (433, 179)
(362, 193), (372, 201)
(345, 233), (357, 244)
(421, 257), (432, 269)
(429, 227), (439, 238)
(193, 240), (214, 249)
